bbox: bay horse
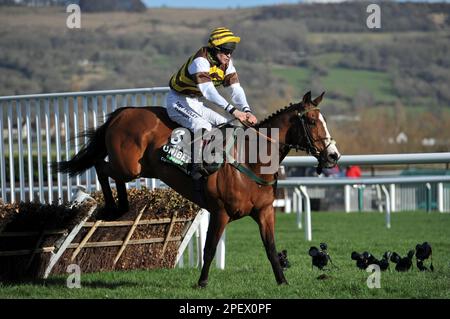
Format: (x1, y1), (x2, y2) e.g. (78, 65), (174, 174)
(54, 91), (340, 287)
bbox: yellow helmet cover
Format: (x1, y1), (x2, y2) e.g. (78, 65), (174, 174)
(208, 27), (241, 48)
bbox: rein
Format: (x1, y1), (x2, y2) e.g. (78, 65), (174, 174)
(223, 129), (277, 186)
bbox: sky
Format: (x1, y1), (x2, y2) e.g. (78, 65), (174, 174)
(142, 0), (448, 9)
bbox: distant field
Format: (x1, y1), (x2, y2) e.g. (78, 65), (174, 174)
(322, 68), (396, 102)
(307, 31), (450, 45)
(272, 66), (310, 94)
(272, 65), (397, 104)
(1, 211), (449, 299)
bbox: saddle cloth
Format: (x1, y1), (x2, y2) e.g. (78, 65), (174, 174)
(160, 127), (228, 177)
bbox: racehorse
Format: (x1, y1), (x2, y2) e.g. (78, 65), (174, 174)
(54, 91), (340, 287)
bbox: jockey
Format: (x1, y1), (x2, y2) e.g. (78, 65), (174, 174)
(166, 27), (257, 179)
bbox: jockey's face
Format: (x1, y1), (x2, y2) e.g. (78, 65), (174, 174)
(216, 51), (231, 64)
(215, 46), (233, 64)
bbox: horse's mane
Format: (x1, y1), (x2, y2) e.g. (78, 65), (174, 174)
(256, 101), (303, 128)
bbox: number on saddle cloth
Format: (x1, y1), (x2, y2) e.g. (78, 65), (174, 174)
(160, 128), (193, 175)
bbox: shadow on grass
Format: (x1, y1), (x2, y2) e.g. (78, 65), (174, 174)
(1, 277), (138, 289)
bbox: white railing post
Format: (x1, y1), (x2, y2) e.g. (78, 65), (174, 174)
(82, 96), (91, 194)
(294, 187), (303, 229)
(189, 236), (195, 267)
(0, 104), (6, 201)
(44, 98), (52, 203)
(345, 185), (351, 213)
(299, 186), (312, 241)
(35, 99), (44, 202)
(63, 97), (71, 201)
(17, 101), (25, 201)
(216, 230), (226, 270)
(381, 185), (391, 229)
(74, 96), (81, 187)
(7, 102), (15, 202)
(26, 99), (33, 201)
(54, 98), (63, 203)
(375, 185), (383, 213)
(437, 182), (444, 213)
(197, 211), (209, 269)
(390, 184), (396, 213)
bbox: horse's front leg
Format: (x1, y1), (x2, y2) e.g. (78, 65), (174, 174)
(253, 205), (287, 285)
(198, 209), (229, 288)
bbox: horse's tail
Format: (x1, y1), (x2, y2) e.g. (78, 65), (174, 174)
(52, 107), (129, 177)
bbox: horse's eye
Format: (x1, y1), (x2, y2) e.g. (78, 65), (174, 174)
(309, 119), (316, 126)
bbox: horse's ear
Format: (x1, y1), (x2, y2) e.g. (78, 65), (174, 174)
(302, 91), (312, 104)
(313, 91), (325, 105)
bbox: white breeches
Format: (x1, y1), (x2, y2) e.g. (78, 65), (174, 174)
(166, 89), (228, 133)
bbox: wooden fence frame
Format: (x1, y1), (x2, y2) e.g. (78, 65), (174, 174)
(0, 197), (204, 279)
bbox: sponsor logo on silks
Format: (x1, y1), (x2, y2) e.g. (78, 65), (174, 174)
(174, 102), (200, 119)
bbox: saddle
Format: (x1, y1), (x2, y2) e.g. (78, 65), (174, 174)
(160, 125), (237, 178)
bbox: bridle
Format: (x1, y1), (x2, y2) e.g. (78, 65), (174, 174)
(285, 103), (336, 160)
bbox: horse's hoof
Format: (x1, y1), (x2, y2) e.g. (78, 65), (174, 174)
(96, 206), (123, 221)
(118, 205), (129, 213)
(278, 280), (289, 285)
(197, 280), (208, 288)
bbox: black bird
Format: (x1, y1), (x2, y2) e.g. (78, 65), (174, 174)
(351, 251), (369, 270)
(351, 251), (390, 271)
(415, 242), (434, 272)
(390, 250), (415, 272)
(309, 245), (329, 270)
(278, 249), (291, 271)
(379, 251), (391, 271)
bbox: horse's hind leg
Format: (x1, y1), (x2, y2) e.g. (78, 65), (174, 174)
(198, 210), (230, 288)
(95, 161), (118, 211)
(116, 182), (129, 212)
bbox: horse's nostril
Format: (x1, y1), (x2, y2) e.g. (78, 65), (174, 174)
(329, 152), (339, 161)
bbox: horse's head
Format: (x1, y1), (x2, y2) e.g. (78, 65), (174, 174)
(288, 91), (341, 170)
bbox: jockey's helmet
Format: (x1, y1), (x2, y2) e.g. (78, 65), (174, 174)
(208, 27), (240, 51)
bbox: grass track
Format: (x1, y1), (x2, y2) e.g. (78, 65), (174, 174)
(1, 211), (449, 299)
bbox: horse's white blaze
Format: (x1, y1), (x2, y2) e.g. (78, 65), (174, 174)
(318, 113), (331, 140)
(319, 113), (340, 158)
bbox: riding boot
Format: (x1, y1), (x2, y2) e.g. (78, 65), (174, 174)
(190, 136), (209, 180)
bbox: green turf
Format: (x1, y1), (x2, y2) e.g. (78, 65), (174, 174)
(1, 211), (449, 299)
